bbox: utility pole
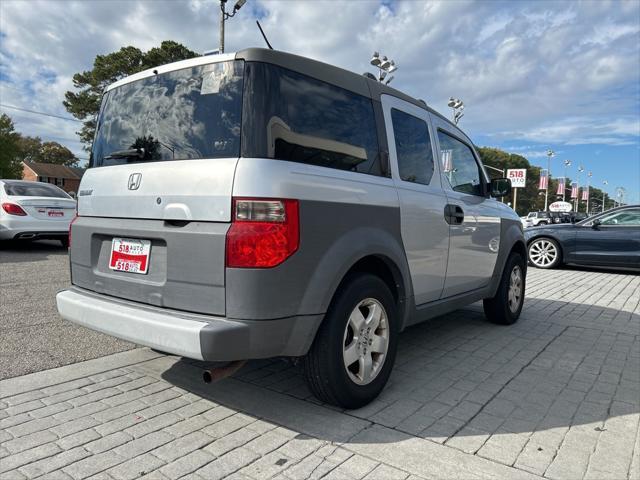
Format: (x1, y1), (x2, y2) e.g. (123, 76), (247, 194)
(544, 149), (554, 211)
(602, 180), (608, 212)
(219, 0), (247, 53)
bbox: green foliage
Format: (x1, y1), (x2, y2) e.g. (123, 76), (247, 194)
(63, 40), (198, 149)
(0, 114), (78, 178)
(477, 147), (607, 215)
(0, 114), (22, 178)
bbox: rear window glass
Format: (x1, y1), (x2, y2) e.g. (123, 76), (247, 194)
(4, 182), (71, 198)
(242, 62), (382, 176)
(91, 60), (244, 167)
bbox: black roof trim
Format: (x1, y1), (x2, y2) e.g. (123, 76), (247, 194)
(235, 48), (459, 130)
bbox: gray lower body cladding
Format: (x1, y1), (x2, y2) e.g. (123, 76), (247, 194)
(225, 200), (409, 322)
(70, 216), (227, 316)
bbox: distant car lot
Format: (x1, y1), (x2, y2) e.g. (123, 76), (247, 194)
(0, 240), (134, 379)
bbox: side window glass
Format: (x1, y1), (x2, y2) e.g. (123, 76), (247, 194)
(391, 109), (434, 185)
(437, 130), (484, 196)
(600, 209), (640, 225)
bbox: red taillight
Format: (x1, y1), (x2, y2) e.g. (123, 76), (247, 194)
(226, 198), (299, 268)
(1, 203), (27, 216)
(69, 215), (79, 248)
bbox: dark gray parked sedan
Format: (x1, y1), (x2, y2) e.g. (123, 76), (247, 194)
(525, 205), (640, 270)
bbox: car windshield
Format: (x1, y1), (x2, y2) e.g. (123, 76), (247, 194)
(91, 60), (244, 167)
(4, 182), (71, 198)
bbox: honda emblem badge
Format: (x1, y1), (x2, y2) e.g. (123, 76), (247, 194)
(128, 173), (142, 190)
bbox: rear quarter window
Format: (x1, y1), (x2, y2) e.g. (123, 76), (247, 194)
(242, 62), (383, 176)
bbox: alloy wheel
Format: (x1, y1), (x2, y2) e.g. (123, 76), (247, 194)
(508, 265), (523, 313)
(528, 239), (558, 268)
(342, 298), (389, 386)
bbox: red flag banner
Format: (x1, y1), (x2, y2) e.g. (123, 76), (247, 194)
(539, 169), (548, 190)
(582, 187), (589, 201)
(571, 182), (578, 199)
(556, 178), (565, 195)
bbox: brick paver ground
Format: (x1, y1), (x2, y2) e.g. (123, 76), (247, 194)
(1, 267), (638, 479)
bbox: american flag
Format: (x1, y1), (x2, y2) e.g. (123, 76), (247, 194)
(539, 169), (549, 190)
(571, 182), (578, 199)
(582, 187), (589, 201)
(556, 177), (565, 195)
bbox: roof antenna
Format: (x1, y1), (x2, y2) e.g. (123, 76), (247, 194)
(256, 20), (273, 50)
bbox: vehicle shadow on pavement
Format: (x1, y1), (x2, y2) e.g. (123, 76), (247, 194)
(161, 300), (639, 449)
(0, 240), (68, 263)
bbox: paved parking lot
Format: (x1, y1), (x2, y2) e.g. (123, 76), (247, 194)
(1, 250), (639, 479)
(0, 241), (134, 379)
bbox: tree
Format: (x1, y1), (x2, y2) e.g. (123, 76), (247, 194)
(477, 147), (543, 215)
(39, 142), (78, 166)
(0, 114), (22, 179)
(64, 41), (198, 149)
(16, 136), (78, 166)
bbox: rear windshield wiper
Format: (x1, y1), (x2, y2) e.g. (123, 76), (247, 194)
(103, 147), (145, 160)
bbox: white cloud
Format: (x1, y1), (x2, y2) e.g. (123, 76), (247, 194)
(0, 0), (639, 161)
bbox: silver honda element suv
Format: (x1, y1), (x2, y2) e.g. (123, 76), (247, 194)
(57, 49), (525, 408)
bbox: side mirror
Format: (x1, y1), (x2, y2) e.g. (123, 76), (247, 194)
(591, 219), (601, 229)
(489, 178), (511, 198)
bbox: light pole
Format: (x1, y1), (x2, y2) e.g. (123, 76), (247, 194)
(585, 171), (592, 213)
(576, 165), (584, 212)
(447, 98), (464, 125)
(219, 0), (247, 53)
(544, 149), (554, 211)
(602, 180), (608, 212)
(370, 52), (398, 84)
(562, 160), (571, 202)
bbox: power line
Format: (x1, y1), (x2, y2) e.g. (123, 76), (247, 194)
(0, 103), (83, 123)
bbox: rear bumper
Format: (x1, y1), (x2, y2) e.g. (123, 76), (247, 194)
(56, 287), (323, 361)
(0, 217), (71, 240)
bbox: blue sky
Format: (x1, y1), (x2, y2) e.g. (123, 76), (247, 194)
(1, 0), (639, 203)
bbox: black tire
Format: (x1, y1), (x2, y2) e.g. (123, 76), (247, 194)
(483, 252), (526, 325)
(59, 238), (69, 248)
(303, 273), (398, 409)
(527, 237), (562, 269)
(538, 221), (548, 226)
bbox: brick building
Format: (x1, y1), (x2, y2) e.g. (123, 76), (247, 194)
(21, 161), (85, 196)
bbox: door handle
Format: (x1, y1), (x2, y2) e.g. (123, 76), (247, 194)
(444, 204), (464, 225)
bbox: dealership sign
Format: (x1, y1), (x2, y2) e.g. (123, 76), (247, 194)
(549, 201), (573, 212)
(507, 168), (527, 188)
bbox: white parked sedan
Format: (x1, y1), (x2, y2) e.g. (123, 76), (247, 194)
(0, 180), (76, 247)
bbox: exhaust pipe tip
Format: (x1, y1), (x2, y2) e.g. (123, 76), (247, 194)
(202, 360), (246, 384)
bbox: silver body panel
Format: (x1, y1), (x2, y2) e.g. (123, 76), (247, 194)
(430, 115), (503, 297)
(380, 95), (450, 305)
(78, 158), (238, 222)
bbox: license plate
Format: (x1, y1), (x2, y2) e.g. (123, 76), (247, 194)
(48, 210), (64, 217)
(109, 238), (151, 274)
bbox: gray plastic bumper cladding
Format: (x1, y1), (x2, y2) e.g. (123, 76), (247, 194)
(56, 287), (323, 361)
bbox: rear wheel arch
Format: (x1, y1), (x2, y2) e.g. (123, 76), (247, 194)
(334, 254), (407, 326)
